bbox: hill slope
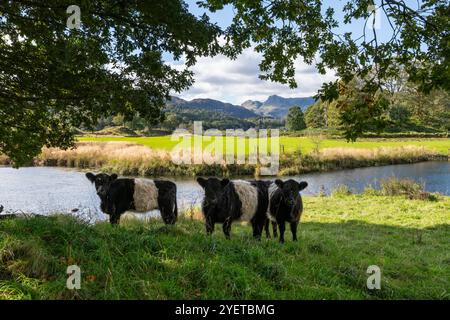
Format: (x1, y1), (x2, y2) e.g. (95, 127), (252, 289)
(167, 97), (259, 119)
(242, 95), (316, 118)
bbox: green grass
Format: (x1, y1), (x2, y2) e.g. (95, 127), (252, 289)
(79, 136), (450, 155)
(1, 195), (449, 300)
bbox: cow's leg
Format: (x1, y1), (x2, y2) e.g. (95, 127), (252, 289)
(272, 221), (278, 238)
(205, 215), (215, 235)
(277, 220), (286, 243)
(252, 217), (265, 241)
(109, 214), (120, 225)
(159, 200), (177, 225)
(156, 182), (177, 225)
(264, 219), (271, 239)
(222, 217), (232, 239)
(108, 203), (122, 225)
(290, 221), (299, 241)
(172, 201), (178, 223)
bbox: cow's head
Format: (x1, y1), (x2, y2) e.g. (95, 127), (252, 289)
(274, 179), (308, 206)
(86, 172), (118, 199)
(197, 177), (230, 207)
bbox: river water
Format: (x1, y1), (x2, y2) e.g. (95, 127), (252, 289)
(0, 161), (448, 222)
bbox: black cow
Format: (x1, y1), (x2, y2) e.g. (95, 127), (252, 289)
(267, 179), (308, 243)
(86, 172), (177, 225)
(197, 177), (269, 240)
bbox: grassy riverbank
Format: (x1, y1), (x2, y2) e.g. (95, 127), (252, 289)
(0, 140), (446, 177)
(1, 194), (449, 300)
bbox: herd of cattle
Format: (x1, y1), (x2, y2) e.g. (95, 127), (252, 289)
(86, 173), (308, 243)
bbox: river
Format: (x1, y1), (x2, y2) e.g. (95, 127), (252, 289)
(0, 161), (448, 222)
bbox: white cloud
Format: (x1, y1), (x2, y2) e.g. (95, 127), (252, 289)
(170, 47), (336, 105)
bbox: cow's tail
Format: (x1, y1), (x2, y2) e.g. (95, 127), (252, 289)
(173, 200), (178, 224)
(171, 183), (178, 224)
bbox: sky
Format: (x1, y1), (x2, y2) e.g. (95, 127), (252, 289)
(169, 0), (400, 105)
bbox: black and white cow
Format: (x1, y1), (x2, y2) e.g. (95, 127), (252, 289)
(86, 172), (177, 225)
(267, 179), (308, 243)
(197, 177), (269, 239)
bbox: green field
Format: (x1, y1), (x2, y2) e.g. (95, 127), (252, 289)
(1, 194), (449, 300)
(79, 136), (450, 155)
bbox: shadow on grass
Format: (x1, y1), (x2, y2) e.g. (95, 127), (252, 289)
(0, 216), (448, 299)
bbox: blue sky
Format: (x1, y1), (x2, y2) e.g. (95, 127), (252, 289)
(183, 0), (369, 34)
(170, 0), (399, 104)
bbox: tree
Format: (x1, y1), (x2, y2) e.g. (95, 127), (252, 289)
(0, 1), (221, 166)
(161, 113), (181, 131)
(305, 102), (326, 128)
(388, 105), (411, 126)
(111, 115), (125, 127)
(286, 106), (306, 132)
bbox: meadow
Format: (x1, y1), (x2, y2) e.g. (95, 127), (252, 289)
(1, 193), (448, 300)
(79, 136), (450, 155)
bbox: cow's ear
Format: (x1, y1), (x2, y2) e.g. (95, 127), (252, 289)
(110, 174), (118, 181)
(221, 178), (230, 187)
(298, 181), (308, 191)
(86, 172), (96, 183)
(275, 179), (284, 188)
(197, 177), (206, 188)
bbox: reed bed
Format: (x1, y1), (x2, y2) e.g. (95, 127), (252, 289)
(0, 154), (10, 165)
(318, 145), (434, 162)
(33, 141), (255, 177)
(37, 142), (170, 168)
(278, 145), (440, 176)
(0, 142), (443, 177)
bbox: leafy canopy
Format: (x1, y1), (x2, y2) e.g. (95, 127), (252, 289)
(203, 0), (449, 139)
(0, 0), (221, 166)
(1, 0), (449, 166)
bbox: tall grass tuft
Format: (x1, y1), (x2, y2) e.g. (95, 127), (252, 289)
(379, 177), (424, 196)
(331, 185), (352, 197)
(378, 177), (438, 200)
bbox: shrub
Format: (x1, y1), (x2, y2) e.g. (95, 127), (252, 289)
(379, 177), (423, 197)
(363, 185), (379, 196)
(378, 177), (437, 200)
(331, 185), (352, 197)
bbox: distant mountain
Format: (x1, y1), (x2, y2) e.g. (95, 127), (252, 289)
(241, 95), (316, 118)
(167, 97), (259, 119)
(241, 100), (263, 113)
(166, 95), (316, 120)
